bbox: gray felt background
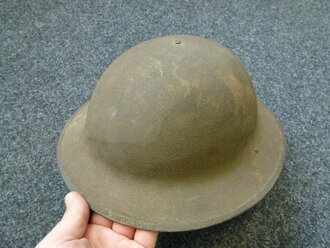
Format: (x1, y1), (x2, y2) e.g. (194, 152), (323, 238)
(1, 0), (329, 247)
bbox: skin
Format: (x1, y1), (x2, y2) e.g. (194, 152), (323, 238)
(36, 192), (159, 248)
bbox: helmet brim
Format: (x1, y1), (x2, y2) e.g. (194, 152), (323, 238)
(57, 100), (285, 232)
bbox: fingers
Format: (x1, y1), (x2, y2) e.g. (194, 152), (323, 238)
(90, 213), (136, 240)
(90, 212), (113, 228)
(85, 224), (144, 248)
(87, 216), (158, 247)
(85, 224), (130, 247)
(84, 224), (112, 247)
(134, 229), (159, 248)
(112, 222), (136, 239)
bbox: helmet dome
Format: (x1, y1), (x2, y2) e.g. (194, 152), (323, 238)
(85, 35), (257, 178)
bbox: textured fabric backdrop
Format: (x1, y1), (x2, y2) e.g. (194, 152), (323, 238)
(1, 0), (329, 247)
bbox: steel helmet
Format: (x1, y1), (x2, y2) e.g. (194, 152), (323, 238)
(58, 35), (286, 231)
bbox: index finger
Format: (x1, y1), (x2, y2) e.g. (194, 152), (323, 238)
(134, 229), (159, 248)
(89, 212), (113, 228)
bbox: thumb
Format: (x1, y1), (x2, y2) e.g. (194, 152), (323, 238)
(55, 192), (90, 239)
(40, 192), (90, 245)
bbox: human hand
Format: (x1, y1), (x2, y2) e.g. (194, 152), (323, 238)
(36, 192), (158, 248)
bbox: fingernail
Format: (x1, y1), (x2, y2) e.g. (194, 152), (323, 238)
(65, 192), (75, 208)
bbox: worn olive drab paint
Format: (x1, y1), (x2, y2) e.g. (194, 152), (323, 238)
(57, 35), (286, 232)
